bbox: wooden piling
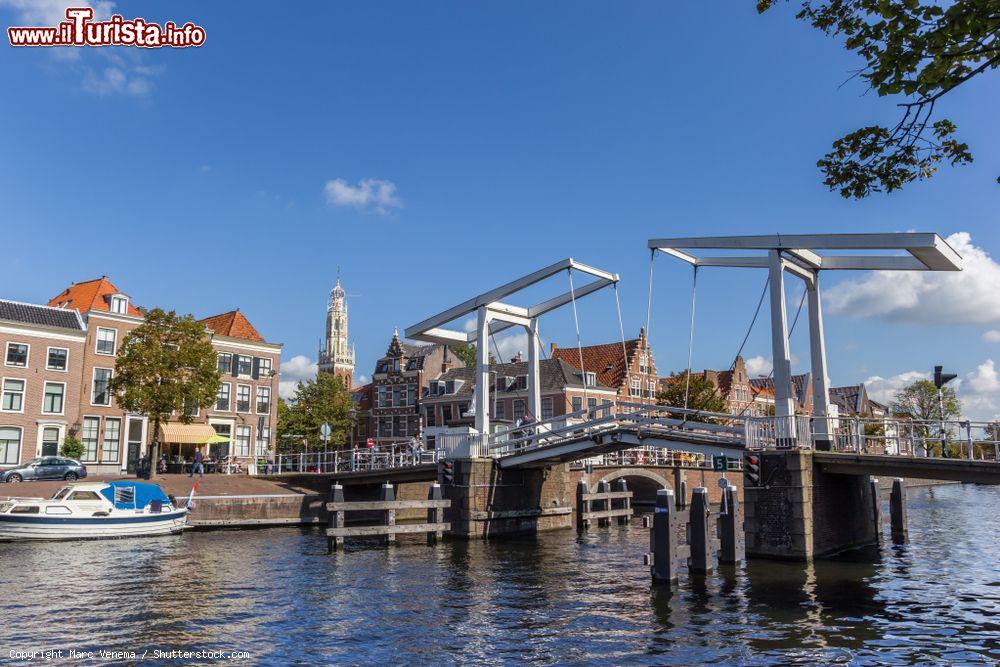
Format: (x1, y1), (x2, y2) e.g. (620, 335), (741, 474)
(649, 488), (678, 584)
(688, 487), (713, 574)
(380, 482), (396, 545)
(597, 480), (611, 527)
(576, 479), (590, 531)
(870, 477), (883, 546)
(677, 480), (688, 510)
(427, 482), (444, 544)
(327, 483), (345, 552)
(616, 478), (631, 525)
(890, 478), (908, 543)
(718, 486), (744, 565)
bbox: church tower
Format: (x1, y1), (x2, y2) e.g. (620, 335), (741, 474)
(318, 278), (356, 388)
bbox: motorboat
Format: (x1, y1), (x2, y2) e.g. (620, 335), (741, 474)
(0, 481), (188, 541)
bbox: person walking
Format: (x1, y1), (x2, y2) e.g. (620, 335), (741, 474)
(190, 446), (205, 478)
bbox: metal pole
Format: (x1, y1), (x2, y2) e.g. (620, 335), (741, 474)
(939, 388), (947, 458)
(768, 251), (796, 432)
(807, 273), (832, 449)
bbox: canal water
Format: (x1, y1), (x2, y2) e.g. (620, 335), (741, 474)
(2, 483), (999, 665)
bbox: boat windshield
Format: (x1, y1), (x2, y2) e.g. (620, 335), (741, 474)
(51, 487), (71, 500)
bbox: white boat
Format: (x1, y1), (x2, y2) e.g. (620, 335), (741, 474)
(0, 481), (187, 541)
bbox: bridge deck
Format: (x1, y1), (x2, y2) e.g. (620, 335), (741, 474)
(814, 452), (1000, 484)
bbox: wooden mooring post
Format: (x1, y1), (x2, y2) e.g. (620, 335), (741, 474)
(870, 477), (884, 547)
(717, 486), (745, 565)
(325, 482), (451, 550)
(615, 478), (631, 526)
(890, 478), (908, 543)
(645, 488), (679, 584)
(688, 487), (714, 574)
(577, 479), (633, 531)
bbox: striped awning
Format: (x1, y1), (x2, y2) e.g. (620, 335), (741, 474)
(158, 422), (218, 444)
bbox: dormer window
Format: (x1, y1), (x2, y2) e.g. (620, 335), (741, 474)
(110, 294), (129, 314)
(445, 380), (455, 394)
(585, 372), (597, 387)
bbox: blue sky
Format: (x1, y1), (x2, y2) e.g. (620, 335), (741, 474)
(2, 1), (998, 414)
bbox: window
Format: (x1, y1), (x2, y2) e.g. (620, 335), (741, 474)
(81, 417), (99, 462)
(442, 405), (452, 423)
(588, 398), (597, 411)
(393, 416), (404, 437)
(495, 400), (506, 419)
(516, 376), (527, 390)
(216, 383), (231, 411)
(392, 358), (400, 372)
(210, 423), (231, 459)
(5, 343), (28, 367)
(236, 385), (251, 412)
(513, 400), (525, 422)
(572, 397), (582, 413)
(425, 407), (436, 427)
(184, 398), (200, 418)
(541, 397), (554, 420)
(102, 417), (121, 463)
(445, 380), (455, 395)
(95, 327), (117, 355)
(257, 357), (272, 378)
(2, 379), (25, 412)
(69, 490), (102, 501)
(0, 426), (21, 465)
(43, 382), (65, 414)
(378, 386), (390, 408)
(236, 355), (253, 377)
(256, 386), (271, 413)
(92, 368), (113, 405)
(585, 372), (597, 387)
(255, 427), (270, 457)
(392, 386), (403, 407)
(630, 378), (641, 397)
(407, 384), (417, 406)
(110, 295), (129, 314)
(234, 425), (251, 457)
(217, 353), (232, 373)
(47, 348), (68, 371)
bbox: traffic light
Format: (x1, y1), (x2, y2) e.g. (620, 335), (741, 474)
(440, 460), (454, 485)
(934, 365), (957, 389)
(744, 454), (761, 487)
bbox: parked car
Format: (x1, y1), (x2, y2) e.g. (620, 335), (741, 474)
(1, 457), (87, 483)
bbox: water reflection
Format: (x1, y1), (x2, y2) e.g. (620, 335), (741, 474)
(0, 485), (998, 664)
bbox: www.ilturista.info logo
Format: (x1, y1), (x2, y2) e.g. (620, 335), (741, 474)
(7, 7), (206, 48)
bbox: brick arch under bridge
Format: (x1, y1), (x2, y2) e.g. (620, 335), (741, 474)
(593, 468), (671, 501)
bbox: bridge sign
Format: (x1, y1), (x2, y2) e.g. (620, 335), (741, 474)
(320, 422), (332, 443)
(712, 455), (728, 472)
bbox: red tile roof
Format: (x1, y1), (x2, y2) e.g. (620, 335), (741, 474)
(199, 309), (264, 342)
(551, 339), (640, 389)
(48, 276), (142, 316)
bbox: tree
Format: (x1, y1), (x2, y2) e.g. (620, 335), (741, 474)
(109, 309), (221, 478)
(61, 435), (84, 460)
(757, 0), (995, 198)
(656, 371), (728, 420)
(890, 378), (961, 455)
(450, 342), (497, 367)
(277, 372), (355, 453)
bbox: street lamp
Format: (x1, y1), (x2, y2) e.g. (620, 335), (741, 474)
(934, 365), (957, 457)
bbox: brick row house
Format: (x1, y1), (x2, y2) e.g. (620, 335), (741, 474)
(0, 301), (87, 469)
(0, 277), (281, 474)
(550, 327), (660, 406)
(370, 330), (462, 446)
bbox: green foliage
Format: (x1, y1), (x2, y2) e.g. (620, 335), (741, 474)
(276, 372), (356, 453)
(890, 378), (961, 447)
(758, 0), (995, 197)
(60, 435), (85, 460)
(109, 308), (221, 475)
(450, 342), (497, 367)
(656, 371), (729, 420)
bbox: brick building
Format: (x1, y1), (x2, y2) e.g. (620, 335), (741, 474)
(0, 300), (87, 468)
(550, 327), (660, 404)
(370, 330), (463, 445)
(37, 276), (282, 473)
(420, 358), (618, 449)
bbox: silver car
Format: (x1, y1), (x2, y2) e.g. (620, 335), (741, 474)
(1, 457), (88, 483)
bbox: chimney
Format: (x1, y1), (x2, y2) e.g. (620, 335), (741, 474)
(550, 343), (557, 354)
(511, 351), (523, 364)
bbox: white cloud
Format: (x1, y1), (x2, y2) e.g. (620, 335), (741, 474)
(745, 356), (772, 376)
(825, 233), (1000, 325)
(357, 374), (370, 385)
(0, 0), (114, 26)
(966, 359), (999, 394)
(863, 370), (930, 405)
(983, 330), (1000, 343)
(324, 178), (401, 215)
(278, 355), (318, 400)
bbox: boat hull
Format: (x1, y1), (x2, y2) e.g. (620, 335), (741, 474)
(0, 510), (187, 541)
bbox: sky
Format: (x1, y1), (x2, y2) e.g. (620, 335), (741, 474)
(2, 1), (998, 416)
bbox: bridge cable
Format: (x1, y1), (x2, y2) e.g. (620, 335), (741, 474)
(613, 282), (631, 405)
(567, 267), (590, 412)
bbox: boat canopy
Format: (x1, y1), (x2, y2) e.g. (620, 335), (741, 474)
(99, 482), (171, 510)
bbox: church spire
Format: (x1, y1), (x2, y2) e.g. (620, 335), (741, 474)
(318, 274), (355, 388)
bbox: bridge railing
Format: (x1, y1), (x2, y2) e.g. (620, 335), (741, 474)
(262, 447), (443, 475)
(747, 415), (1000, 461)
(573, 446), (743, 471)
